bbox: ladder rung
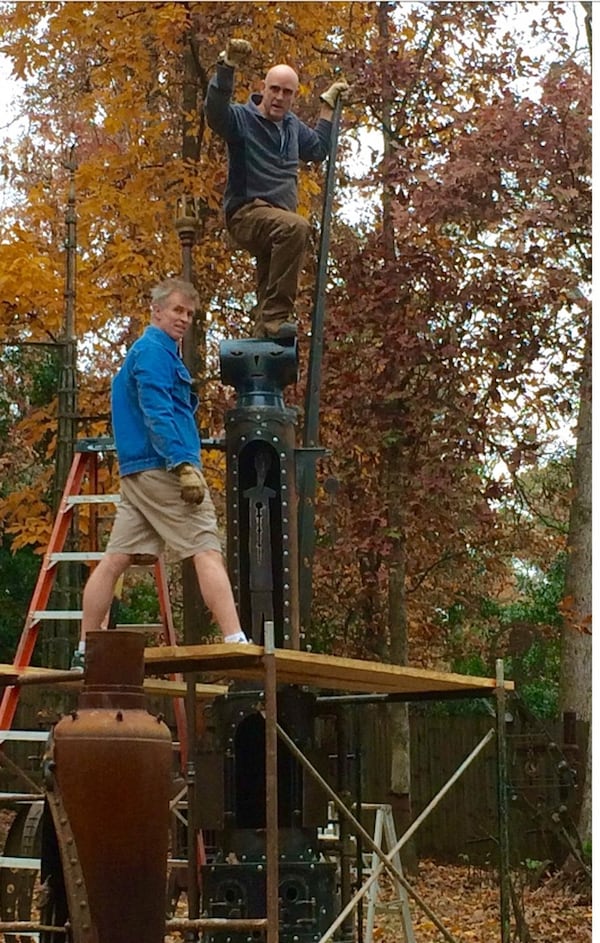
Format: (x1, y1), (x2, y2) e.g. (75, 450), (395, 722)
(0, 854), (193, 871)
(76, 436), (115, 453)
(0, 793), (43, 802)
(49, 552), (105, 562)
(66, 494), (121, 505)
(31, 610), (82, 621)
(0, 855), (40, 869)
(48, 552), (153, 566)
(0, 730), (50, 742)
(30, 613), (165, 626)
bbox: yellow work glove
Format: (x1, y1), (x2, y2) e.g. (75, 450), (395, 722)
(219, 38), (253, 69)
(320, 79), (350, 109)
(174, 463), (205, 505)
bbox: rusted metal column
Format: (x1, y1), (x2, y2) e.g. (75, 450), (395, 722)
(175, 198), (209, 649)
(49, 630), (172, 943)
(264, 620), (279, 943)
(54, 147), (78, 512)
(298, 96), (343, 639)
(185, 672), (200, 942)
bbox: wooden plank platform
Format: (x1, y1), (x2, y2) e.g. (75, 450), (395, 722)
(143, 643), (513, 697)
(0, 664), (227, 700)
(0, 646), (513, 700)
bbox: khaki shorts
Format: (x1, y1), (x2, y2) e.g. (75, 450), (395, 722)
(106, 468), (222, 562)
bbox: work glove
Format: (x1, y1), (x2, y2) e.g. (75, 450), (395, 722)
(320, 79), (350, 109)
(219, 38), (253, 69)
(174, 463), (205, 505)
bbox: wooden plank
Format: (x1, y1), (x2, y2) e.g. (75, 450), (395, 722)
(0, 646), (513, 699)
(143, 644), (513, 697)
(143, 678), (228, 700)
(0, 664), (227, 701)
(0, 666), (19, 686)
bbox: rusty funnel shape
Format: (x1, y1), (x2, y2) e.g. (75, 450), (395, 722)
(50, 630), (172, 943)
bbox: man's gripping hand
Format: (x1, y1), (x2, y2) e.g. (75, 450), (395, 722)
(320, 79), (350, 109)
(219, 39), (253, 69)
(174, 463), (206, 505)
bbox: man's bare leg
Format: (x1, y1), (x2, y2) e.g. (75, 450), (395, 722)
(81, 552), (132, 640)
(71, 552), (132, 669)
(192, 549), (247, 641)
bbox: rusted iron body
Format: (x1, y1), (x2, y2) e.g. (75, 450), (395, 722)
(197, 687), (337, 942)
(46, 630), (172, 943)
(221, 338), (300, 649)
(206, 342), (339, 942)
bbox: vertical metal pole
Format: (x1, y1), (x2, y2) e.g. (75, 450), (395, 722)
(264, 620), (279, 943)
(298, 98), (343, 638)
(495, 659), (511, 943)
(55, 146), (78, 510)
(176, 202), (209, 648)
(355, 709), (364, 943)
(185, 674), (199, 942)
(337, 708), (355, 942)
(52, 146), (80, 666)
(303, 96), (343, 449)
(176, 202), (203, 942)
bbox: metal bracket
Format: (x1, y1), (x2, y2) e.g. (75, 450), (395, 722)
(44, 774), (98, 943)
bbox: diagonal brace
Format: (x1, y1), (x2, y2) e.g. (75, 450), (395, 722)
(276, 722), (496, 943)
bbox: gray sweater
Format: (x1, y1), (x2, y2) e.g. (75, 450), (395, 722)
(205, 63), (332, 221)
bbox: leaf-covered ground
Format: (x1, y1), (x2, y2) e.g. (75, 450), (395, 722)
(371, 859), (592, 943)
(163, 858), (591, 941)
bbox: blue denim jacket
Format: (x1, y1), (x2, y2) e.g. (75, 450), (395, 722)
(111, 325), (201, 477)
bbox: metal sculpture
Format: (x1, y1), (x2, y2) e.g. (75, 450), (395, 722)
(39, 630), (172, 943)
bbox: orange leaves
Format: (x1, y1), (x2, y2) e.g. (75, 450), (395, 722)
(0, 473), (53, 551)
(558, 596), (592, 635)
(0, 229), (63, 338)
(371, 860), (591, 943)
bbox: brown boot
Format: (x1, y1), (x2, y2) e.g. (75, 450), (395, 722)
(254, 317), (297, 340)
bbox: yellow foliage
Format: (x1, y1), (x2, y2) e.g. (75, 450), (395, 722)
(0, 1), (358, 548)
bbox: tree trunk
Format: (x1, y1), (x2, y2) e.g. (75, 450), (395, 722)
(384, 438), (415, 866)
(559, 314), (591, 846)
(386, 450), (414, 866)
(377, 1), (414, 867)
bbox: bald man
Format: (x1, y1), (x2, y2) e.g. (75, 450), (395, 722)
(205, 39), (347, 340)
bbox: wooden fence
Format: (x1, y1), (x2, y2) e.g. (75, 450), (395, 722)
(2, 688), (586, 866)
(352, 705), (586, 866)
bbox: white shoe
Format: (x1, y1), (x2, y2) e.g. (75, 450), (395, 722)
(70, 648), (85, 671)
(224, 631), (250, 644)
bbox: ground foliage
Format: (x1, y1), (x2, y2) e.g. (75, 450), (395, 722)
(370, 859), (592, 943)
(161, 859), (592, 943)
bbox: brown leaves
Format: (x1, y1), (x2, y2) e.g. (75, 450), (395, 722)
(371, 860), (591, 943)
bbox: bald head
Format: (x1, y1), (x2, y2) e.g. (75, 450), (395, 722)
(259, 64), (299, 121)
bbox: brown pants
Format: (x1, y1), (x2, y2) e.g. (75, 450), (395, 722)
(227, 199), (310, 332)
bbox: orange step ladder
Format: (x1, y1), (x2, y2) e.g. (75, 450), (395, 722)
(0, 437), (187, 756)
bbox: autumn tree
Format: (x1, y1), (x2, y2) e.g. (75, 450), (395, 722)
(0, 3), (590, 840)
(0, 1), (355, 550)
(557, 0), (592, 857)
(308, 0), (590, 840)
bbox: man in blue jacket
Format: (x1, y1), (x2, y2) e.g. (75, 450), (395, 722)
(73, 278), (247, 667)
(205, 39), (347, 340)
